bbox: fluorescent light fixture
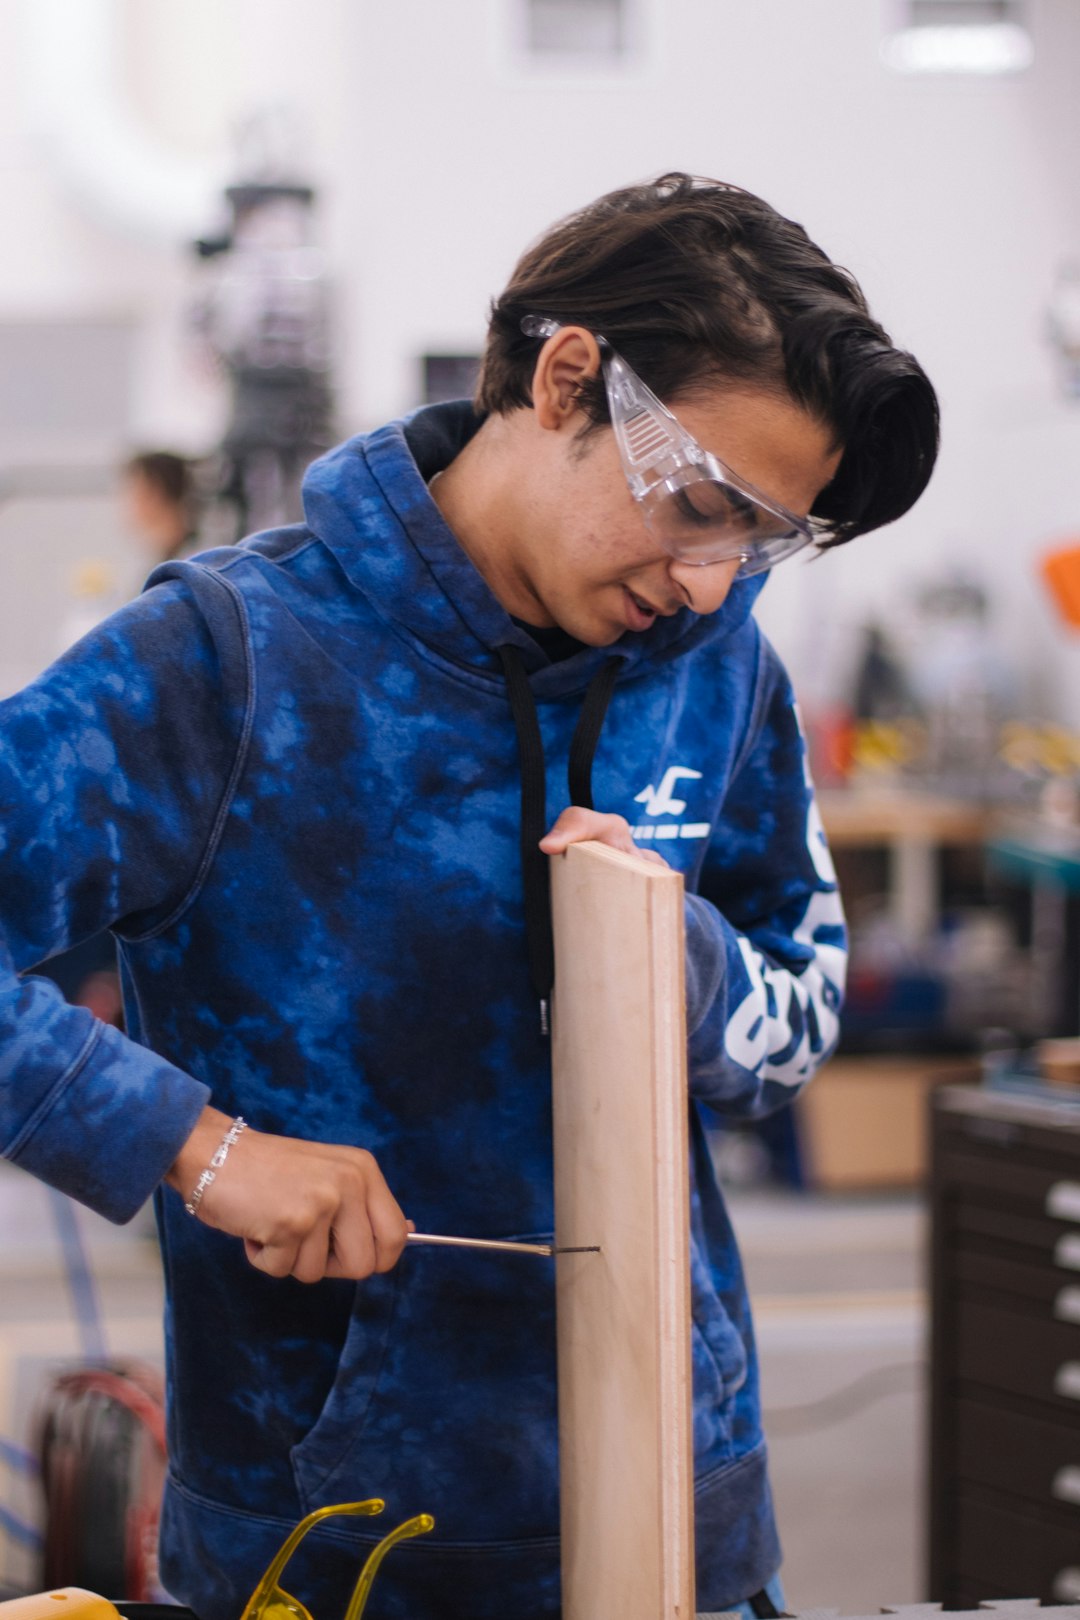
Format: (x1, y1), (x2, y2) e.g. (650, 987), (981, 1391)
(882, 20), (1033, 72)
(881, 0), (1032, 75)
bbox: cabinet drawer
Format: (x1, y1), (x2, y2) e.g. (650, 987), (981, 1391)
(955, 1395), (1080, 1509)
(956, 1299), (1080, 1410)
(955, 1490), (1080, 1601)
(953, 1199), (1075, 1262)
(941, 1148), (1080, 1222)
(948, 1588), (1027, 1609)
(953, 1251), (1080, 1322)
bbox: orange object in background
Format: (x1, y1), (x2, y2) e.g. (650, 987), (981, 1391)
(1041, 539), (1080, 628)
(0, 1592), (121, 1620)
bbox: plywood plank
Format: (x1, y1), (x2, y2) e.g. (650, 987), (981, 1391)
(550, 840), (695, 1620)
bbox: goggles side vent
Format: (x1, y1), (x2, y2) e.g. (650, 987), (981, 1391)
(621, 409), (670, 466)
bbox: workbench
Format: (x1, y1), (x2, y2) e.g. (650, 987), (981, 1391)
(818, 788), (997, 946)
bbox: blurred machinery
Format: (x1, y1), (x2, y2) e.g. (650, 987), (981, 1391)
(37, 1368), (165, 1602)
(192, 119), (336, 538)
(1048, 264), (1080, 398)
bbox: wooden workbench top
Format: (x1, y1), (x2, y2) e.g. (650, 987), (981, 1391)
(818, 787), (998, 847)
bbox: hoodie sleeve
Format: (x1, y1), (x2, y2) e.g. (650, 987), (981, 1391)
(683, 637), (847, 1118)
(0, 566), (252, 1220)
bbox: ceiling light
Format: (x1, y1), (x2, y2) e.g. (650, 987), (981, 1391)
(883, 22), (1032, 72)
(881, 1), (1032, 75)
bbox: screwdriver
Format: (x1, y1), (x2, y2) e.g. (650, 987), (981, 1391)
(406, 1232), (599, 1258)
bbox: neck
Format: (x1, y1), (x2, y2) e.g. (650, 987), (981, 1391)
(429, 416), (555, 627)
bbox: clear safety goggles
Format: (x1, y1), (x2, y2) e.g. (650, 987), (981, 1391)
(522, 315), (818, 576)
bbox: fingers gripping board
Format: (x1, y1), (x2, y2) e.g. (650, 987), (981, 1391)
(550, 841), (695, 1620)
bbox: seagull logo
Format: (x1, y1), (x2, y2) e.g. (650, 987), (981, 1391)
(634, 766), (703, 817)
(631, 767), (711, 844)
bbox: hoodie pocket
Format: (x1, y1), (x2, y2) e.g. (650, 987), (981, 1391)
(689, 1240), (748, 1467)
(290, 1244), (560, 1543)
(289, 1268), (401, 1507)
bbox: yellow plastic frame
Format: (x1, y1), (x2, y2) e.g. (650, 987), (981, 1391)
(239, 1500), (435, 1620)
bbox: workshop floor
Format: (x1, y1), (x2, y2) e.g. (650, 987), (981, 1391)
(0, 1163), (925, 1611)
(730, 1187), (925, 1614)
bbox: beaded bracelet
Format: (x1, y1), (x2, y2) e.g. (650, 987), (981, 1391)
(184, 1116), (248, 1216)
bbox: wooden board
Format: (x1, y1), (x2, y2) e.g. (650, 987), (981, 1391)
(550, 840), (695, 1620)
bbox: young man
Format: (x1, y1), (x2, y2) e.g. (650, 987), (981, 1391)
(0, 174), (938, 1618)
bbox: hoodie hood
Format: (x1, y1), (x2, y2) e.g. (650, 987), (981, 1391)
(301, 400), (767, 700)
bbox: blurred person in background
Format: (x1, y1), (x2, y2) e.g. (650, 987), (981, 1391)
(0, 174), (939, 1620)
(121, 450), (202, 565)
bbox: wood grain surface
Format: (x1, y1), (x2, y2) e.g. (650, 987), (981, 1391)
(550, 840), (695, 1620)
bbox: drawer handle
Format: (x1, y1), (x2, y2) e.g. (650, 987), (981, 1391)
(1056, 1287), (1080, 1325)
(1054, 1569), (1080, 1603)
(1054, 1362), (1080, 1400)
(1048, 1182), (1080, 1223)
(1057, 1234), (1080, 1272)
(1053, 1466), (1080, 1505)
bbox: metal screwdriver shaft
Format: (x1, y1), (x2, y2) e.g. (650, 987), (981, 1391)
(406, 1232), (599, 1258)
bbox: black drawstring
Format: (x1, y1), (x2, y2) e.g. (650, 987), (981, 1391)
(498, 645), (553, 1035)
(497, 646), (625, 1036)
(568, 656), (625, 810)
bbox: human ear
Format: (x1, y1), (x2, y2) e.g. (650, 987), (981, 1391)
(531, 327), (602, 431)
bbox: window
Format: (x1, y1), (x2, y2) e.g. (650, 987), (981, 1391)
(498, 0), (647, 81)
(526, 0), (627, 60)
(422, 355), (482, 406)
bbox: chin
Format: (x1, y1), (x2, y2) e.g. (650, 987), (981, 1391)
(550, 598), (622, 648)
(574, 622), (621, 649)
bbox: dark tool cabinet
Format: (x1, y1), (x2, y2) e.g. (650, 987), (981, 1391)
(930, 1085), (1080, 1606)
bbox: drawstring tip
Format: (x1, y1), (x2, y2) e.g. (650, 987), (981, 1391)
(539, 998), (550, 1038)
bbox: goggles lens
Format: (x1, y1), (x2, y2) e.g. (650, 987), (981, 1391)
(639, 463), (814, 577)
(596, 332), (814, 576)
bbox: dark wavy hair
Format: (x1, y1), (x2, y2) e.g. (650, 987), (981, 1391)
(476, 173), (939, 547)
(125, 450), (194, 508)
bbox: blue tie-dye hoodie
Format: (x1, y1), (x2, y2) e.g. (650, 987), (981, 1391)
(0, 402), (846, 1619)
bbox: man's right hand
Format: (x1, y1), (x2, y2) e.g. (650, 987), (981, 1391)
(164, 1106), (412, 1284)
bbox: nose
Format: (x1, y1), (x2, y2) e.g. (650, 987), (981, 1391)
(667, 557), (742, 616)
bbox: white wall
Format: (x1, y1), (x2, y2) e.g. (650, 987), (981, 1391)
(1, 0), (1079, 713)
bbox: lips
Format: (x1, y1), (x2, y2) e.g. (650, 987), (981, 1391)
(623, 587), (660, 631)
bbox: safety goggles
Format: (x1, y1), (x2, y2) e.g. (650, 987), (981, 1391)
(240, 1499), (434, 1620)
(521, 315), (818, 576)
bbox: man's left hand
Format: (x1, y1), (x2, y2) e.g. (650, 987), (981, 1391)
(539, 807), (669, 866)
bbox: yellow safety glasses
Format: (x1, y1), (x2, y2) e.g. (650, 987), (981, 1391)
(239, 1499), (435, 1620)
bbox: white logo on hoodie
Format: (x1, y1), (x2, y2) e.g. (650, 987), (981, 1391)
(634, 766), (703, 817)
(632, 766), (710, 842)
